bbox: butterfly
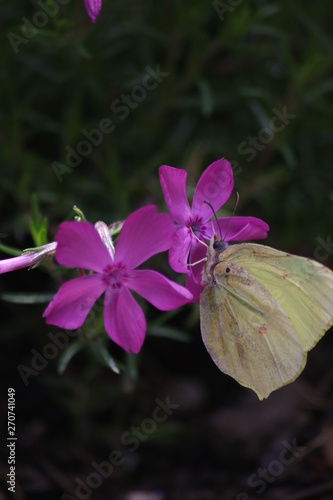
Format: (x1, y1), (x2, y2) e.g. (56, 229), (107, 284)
(200, 234), (333, 399)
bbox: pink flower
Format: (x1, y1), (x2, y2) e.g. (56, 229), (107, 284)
(0, 242), (57, 275)
(43, 206), (193, 353)
(83, 0), (102, 23)
(159, 159), (269, 301)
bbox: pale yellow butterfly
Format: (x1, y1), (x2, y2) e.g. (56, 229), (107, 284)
(200, 234), (333, 400)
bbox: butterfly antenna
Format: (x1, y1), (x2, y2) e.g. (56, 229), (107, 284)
(204, 191), (239, 241)
(223, 191), (239, 240)
(203, 200), (222, 239)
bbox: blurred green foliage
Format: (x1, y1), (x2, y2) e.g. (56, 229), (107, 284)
(1, 0), (333, 255)
(1, 0), (333, 421)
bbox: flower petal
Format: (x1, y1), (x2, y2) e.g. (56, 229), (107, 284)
(127, 269), (193, 309)
(212, 216), (270, 242)
(114, 205), (174, 270)
(43, 274), (106, 330)
(0, 253), (40, 275)
(0, 242), (57, 275)
(184, 242), (208, 303)
(168, 226), (192, 274)
(159, 165), (192, 225)
(189, 241), (207, 284)
(103, 286), (146, 353)
(83, 0), (102, 23)
(55, 221), (113, 273)
(185, 272), (203, 304)
(192, 159), (234, 220)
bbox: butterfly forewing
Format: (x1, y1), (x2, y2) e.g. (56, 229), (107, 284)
(225, 244), (333, 352)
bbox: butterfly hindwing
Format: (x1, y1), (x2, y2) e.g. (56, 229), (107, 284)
(200, 259), (305, 399)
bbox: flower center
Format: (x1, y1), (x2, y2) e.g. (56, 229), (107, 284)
(103, 264), (127, 291)
(188, 216), (206, 239)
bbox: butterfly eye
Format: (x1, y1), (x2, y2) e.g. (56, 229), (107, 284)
(226, 267), (230, 273)
(213, 240), (228, 252)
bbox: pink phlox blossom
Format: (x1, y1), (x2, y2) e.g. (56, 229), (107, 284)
(159, 159), (269, 302)
(43, 206), (193, 353)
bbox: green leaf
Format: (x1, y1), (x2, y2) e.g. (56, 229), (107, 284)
(0, 292), (55, 304)
(30, 194), (48, 247)
(58, 340), (86, 374)
(90, 342), (121, 374)
(0, 242), (22, 257)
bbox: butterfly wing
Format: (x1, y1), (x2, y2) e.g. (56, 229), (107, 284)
(226, 243), (333, 352)
(200, 259), (305, 400)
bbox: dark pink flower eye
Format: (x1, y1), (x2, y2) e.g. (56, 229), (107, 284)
(188, 216), (206, 238)
(103, 264), (127, 291)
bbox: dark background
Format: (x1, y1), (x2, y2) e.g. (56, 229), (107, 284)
(1, 1), (333, 499)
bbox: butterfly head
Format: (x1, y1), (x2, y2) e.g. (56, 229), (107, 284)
(212, 234), (229, 254)
(209, 234), (229, 268)
(202, 234), (229, 286)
